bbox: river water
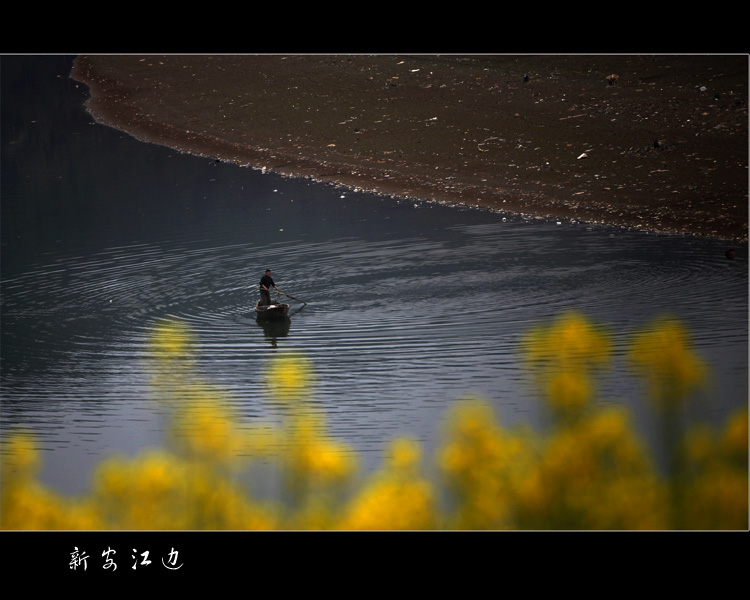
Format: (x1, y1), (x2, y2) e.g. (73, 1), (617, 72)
(2, 56), (747, 496)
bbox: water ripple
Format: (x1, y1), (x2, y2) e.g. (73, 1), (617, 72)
(2, 209), (746, 494)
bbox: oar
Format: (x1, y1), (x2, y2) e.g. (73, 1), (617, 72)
(276, 289), (307, 306)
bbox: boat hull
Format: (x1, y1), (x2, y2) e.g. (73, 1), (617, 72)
(255, 300), (290, 319)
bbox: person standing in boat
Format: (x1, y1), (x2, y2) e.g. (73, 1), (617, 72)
(259, 269), (279, 306)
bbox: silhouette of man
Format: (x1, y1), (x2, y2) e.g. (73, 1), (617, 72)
(259, 269), (279, 306)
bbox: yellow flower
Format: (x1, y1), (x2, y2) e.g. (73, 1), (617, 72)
(265, 352), (314, 402)
(526, 408), (667, 529)
(1, 430), (41, 479)
(523, 311), (611, 370)
(386, 437), (422, 473)
(438, 398), (537, 529)
(337, 478), (436, 530)
(169, 395), (247, 464)
(0, 432), (107, 530)
(721, 408), (748, 461)
(93, 450), (190, 529)
(288, 431), (357, 484)
(546, 371), (593, 410)
(278, 412), (357, 515)
(147, 319), (198, 405)
(6, 311), (739, 532)
(522, 311), (611, 414)
(629, 317), (707, 407)
(1, 481), (70, 530)
(149, 319), (195, 360)
(680, 408), (748, 529)
(338, 437), (437, 530)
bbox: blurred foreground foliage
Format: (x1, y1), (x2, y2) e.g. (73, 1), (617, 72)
(2, 312), (746, 530)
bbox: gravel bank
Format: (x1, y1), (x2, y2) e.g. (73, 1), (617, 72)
(71, 54), (748, 241)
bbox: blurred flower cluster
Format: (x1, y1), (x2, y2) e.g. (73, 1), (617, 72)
(2, 313), (746, 530)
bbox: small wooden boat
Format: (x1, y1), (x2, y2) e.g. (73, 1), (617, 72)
(255, 299), (290, 319)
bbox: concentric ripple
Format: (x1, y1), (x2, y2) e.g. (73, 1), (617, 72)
(3, 205), (747, 496)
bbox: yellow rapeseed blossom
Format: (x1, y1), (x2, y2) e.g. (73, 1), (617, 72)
(147, 319), (199, 407)
(265, 352), (314, 402)
(337, 478), (436, 530)
(277, 411), (358, 527)
(387, 437), (422, 473)
(92, 450), (277, 529)
(3, 314), (742, 532)
(178, 466), (277, 530)
(681, 408), (748, 529)
(338, 437), (437, 530)
(149, 318), (195, 361)
(295, 437), (356, 483)
(1, 431), (103, 529)
(545, 370), (593, 411)
(522, 311), (611, 414)
(1, 480), (101, 530)
(93, 450), (191, 529)
(722, 408), (749, 464)
(523, 311), (611, 370)
(522, 408), (667, 529)
(439, 398), (537, 529)
(169, 396), (247, 464)
(284, 415), (357, 484)
(629, 316), (707, 407)
(1, 430), (40, 480)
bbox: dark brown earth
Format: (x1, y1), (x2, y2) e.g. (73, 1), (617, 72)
(71, 54), (748, 241)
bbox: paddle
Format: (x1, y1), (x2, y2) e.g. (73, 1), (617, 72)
(276, 289), (307, 306)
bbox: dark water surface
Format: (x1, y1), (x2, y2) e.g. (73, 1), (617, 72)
(2, 56), (747, 495)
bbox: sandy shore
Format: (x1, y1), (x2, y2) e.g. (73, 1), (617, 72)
(71, 54), (748, 242)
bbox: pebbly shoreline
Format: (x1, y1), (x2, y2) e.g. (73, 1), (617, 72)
(70, 54), (748, 242)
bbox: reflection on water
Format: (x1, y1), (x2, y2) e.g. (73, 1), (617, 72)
(2, 56), (747, 496)
(256, 316), (292, 343)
